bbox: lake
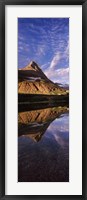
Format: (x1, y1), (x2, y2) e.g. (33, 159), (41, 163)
(18, 105), (69, 182)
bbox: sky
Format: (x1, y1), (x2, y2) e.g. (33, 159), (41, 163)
(18, 18), (69, 84)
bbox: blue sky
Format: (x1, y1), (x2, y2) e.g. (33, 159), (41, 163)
(18, 18), (69, 84)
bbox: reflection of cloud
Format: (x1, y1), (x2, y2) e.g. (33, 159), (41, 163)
(48, 122), (69, 133)
(47, 115), (69, 133)
(53, 133), (67, 148)
(45, 114), (69, 148)
(46, 126), (69, 148)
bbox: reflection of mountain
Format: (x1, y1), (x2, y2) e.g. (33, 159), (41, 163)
(18, 61), (69, 95)
(18, 106), (68, 142)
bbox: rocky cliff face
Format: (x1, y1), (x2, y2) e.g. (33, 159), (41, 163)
(18, 61), (68, 95)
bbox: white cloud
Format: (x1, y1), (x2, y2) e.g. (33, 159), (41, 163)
(36, 45), (46, 56)
(56, 67), (69, 76)
(18, 18), (69, 83)
(50, 52), (61, 69)
(43, 47), (69, 84)
(62, 40), (69, 62)
(44, 67), (69, 84)
(41, 62), (50, 70)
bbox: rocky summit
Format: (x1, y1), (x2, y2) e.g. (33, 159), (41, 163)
(18, 61), (69, 95)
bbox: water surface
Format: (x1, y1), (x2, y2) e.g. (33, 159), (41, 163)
(18, 105), (69, 182)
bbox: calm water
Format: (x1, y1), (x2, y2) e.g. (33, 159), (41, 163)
(18, 105), (69, 182)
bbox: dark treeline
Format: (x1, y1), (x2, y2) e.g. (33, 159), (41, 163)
(18, 93), (69, 103)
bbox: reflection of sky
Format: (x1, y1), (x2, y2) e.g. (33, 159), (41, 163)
(18, 113), (69, 182)
(19, 113), (69, 148)
(47, 114), (69, 133)
(44, 114), (69, 148)
(18, 18), (69, 84)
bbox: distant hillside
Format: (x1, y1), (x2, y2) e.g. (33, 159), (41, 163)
(18, 61), (69, 95)
(55, 83), (69, 90)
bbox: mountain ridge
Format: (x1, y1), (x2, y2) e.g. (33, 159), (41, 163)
(18, 61), (69, 95)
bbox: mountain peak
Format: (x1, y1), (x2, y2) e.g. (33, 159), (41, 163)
(19, 61), (50, 81)
(22, 61), (41, 72)
(18, 61), (69, 95)
(30, 61), (39, 68)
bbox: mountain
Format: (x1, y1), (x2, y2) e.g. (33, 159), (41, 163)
(18, 61), (69, 95)
(19, 61), (49, 81)
(55, 83), (69, 90)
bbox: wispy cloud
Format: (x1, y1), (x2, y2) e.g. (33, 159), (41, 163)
(63, 41), (69, 62)
(44, 66), (69, 84)
(41, 62), (50, 71)
(44, 44), (69, 84)
(50, 52), (61, 69)
(18, 18), (69, 83)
